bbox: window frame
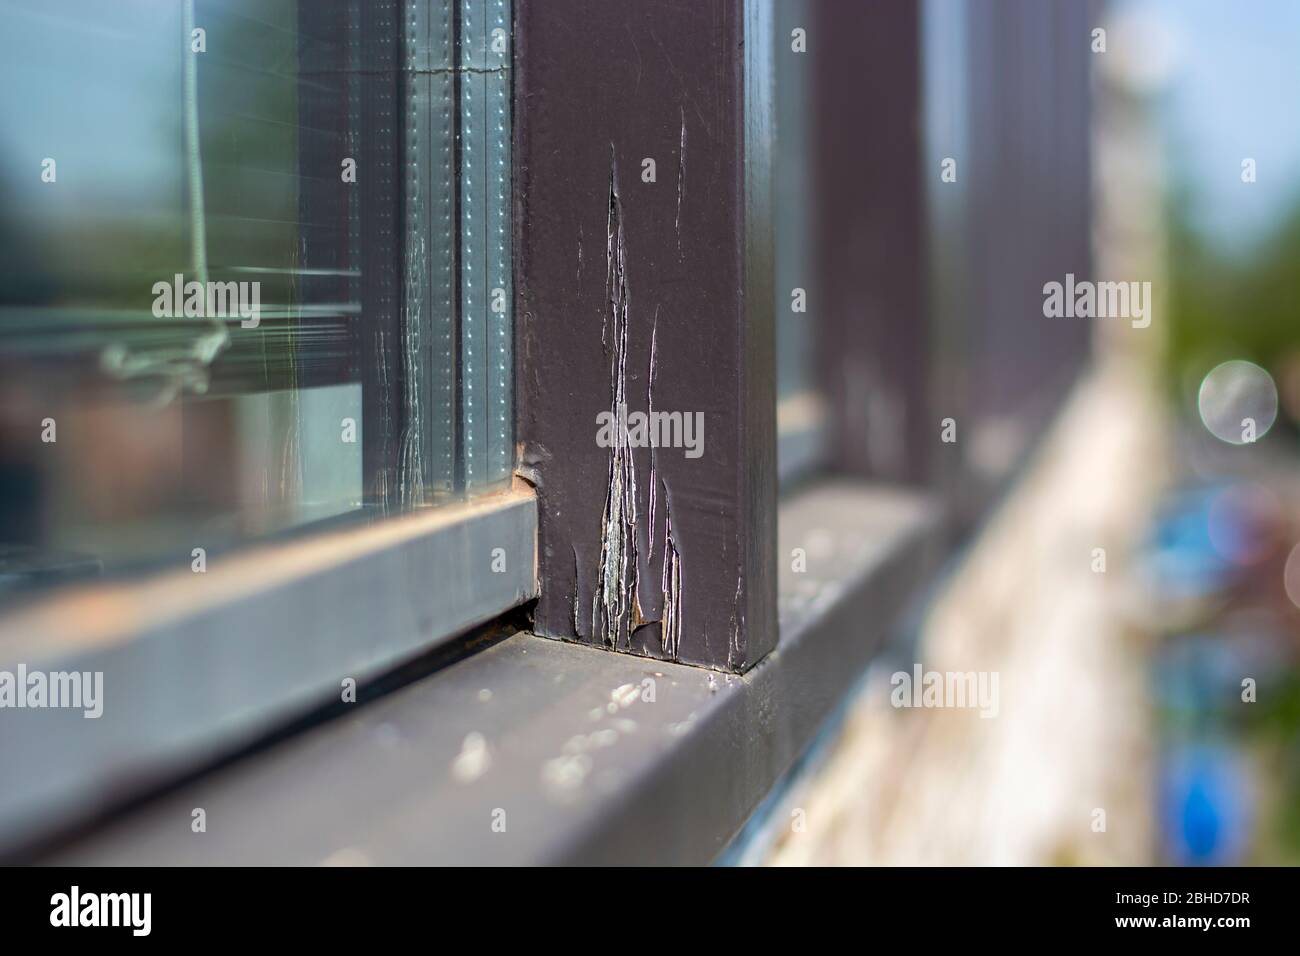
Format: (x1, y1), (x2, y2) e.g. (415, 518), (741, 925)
(513, 0), (778, 672)
(0, 0), (529, 857)
(0, 487), (536, 858)
(3, 0), (1098, 865)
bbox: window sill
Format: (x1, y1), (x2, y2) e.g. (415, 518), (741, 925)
(1, 488), (537, 860)
(40, 481), (941, 865)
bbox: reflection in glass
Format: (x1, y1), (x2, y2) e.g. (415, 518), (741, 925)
(0, 0), (513, 600)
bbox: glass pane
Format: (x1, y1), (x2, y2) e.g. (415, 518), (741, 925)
(0, 0), (512, 601)
(771, 0), (829, 486)
(773, 0), (815, 402)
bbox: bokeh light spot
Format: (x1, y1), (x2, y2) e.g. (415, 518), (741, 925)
(1197, 359), (1278, 445)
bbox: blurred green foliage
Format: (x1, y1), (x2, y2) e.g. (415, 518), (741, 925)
(1165, 186), (1300, 419)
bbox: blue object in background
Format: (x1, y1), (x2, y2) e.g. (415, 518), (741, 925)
(1159, 743), (1252, 865)
(1142, 488), (1239, 603)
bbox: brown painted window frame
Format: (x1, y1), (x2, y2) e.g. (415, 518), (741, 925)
(514, 0), (778, 673)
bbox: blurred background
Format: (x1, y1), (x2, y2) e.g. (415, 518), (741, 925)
(755, 0), (1300, 866)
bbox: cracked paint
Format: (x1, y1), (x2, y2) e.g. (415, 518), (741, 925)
(576, 222), (584, 290)
(518, 1), (772, 673)
(728, 577), (742, 670)
(571, 543), (582, 638)
(592, 150), (683, 659)
(675, 105), (686, 254)
(594, 150), (641, 649)
(660, 484), (682, 659)
(646, 306), (660, 560)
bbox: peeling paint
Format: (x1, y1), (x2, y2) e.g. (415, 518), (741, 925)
(576, 222), (584, 290)
(591, 148), (691, 660)
(675, 105), (686, 254)
(646, 306), (660, 561)
(571, 544), (582, 638)
(594, 148), (665, 652)
(728, 577), (742, 670)
(659, 485), (682, 660)
(520, 1), (773, 673)
(593, 150), (637, 648)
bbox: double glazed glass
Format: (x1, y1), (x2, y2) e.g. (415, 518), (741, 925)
(0, 0), (512, 601)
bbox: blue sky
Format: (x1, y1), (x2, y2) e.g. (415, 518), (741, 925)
(1127, 0), (1300, 253)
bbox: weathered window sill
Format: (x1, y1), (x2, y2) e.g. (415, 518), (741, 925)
(1, 489), (537, 861)
(41, 482), (942, 866)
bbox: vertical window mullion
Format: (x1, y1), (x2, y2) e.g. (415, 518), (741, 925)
(515, 0), (777, 672)
(458, 0), (489, 491)
(486, 0), (513, 485)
